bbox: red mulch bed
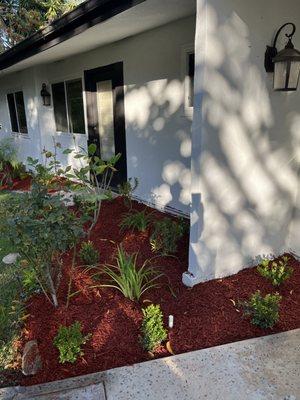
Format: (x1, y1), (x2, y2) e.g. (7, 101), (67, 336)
(0, 176), (31, 191)
(8, 197), (300, 386)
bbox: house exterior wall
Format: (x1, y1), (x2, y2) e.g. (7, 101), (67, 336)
(185, 0), (300, 285)
(0, 16), (195, 214)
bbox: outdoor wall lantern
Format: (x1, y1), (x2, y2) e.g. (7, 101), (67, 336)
(40, 83), (51, 106)
(265, 22), (300, 91)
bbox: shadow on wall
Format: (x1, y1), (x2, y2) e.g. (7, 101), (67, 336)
(189, 2), (300, 280)
(125, 78), (192, 214)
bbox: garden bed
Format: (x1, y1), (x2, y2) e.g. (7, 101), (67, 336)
(1, 196), (296, 387)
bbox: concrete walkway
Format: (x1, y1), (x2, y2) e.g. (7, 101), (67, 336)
(1, 329), (299, 400)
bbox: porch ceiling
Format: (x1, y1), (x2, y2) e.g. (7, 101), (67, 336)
(0, 0), (196, 76)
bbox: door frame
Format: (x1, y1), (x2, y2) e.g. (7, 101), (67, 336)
(84, 61), (127, 186)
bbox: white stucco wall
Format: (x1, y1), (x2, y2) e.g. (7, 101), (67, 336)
(185, 0), (300, 284)
(0, 16), (195, 214)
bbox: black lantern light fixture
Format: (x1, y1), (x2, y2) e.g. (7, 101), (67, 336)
(40, 83), (51, 106)
(265, 22), (300, 91)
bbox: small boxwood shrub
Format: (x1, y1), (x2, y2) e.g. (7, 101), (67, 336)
(257, 256), (293, 286)
(79, 241), (99, 265)
(141, 304), (168, 352)
(150, 218), (186, 255)
(53, 321), (91, 364)
(240, 291), (281, 329)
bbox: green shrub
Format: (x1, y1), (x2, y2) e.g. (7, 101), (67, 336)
(21, 266), (40, 296)
(98, 246), (162, 301)
(150, 218), (186, 255)
(79, 241), (99, 265)
(120, 210), (152, 232)
(240, 291), (281, 329)
(118, 177), (138, 209)
(257, 256), (293, 286)
(53, 321), (90, 364)
(141, 304), (168, 352)
(0, 137), (25, 186)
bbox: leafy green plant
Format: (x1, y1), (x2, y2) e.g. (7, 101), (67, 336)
(79, 241), (99, 265)
(97, 246), (162, 301)
(257, 256), (293, 286)
(141, 304), (168, 352)
(117, 177), (138, 209)
(0, 188), (85, 307)
(120, 210), (152, 233)
(239, 291), (281, 329)
(53, 321), (91, 364)
(0, 137), (25, 186)
(62, 142), (120, 238)
(150, 218), (186, 255)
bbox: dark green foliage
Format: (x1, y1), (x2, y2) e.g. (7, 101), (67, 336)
(120, 210), (152, 232)
(257, 256), (293, 286)
(240, 291), (281, 329)
(141, 304), (168, 352)
(0, 137), (26, 186)
(53, 321), (90, 364)
(117, 177), (138, 209)
(0, 185), (85, 307)
(99, 246), (162, 301)
(150, 218), (186, 255)
(79, 241), (99, 265)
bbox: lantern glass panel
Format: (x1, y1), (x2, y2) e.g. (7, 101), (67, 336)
(274, 61), (287, 90)
(288, 60), (300, 89)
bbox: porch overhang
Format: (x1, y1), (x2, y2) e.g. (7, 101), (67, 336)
(0, 0), (196, 76)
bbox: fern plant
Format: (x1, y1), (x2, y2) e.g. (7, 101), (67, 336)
(257, 256), (293, 286)
(239, 291), (281, 329)
(53, 321), (91, 364)
(150, 218), (186, 255)
(98, 246), (162, 301)
(79, 241), (99, 265)
(120, 210), (152, 233)
(141, 304), (168, 352)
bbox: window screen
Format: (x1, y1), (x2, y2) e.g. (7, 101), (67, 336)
(52, 79), (85, 134)
(52, 82), (68, 132)
(7, 91), (28, 133)
(66, 79), (85, 134)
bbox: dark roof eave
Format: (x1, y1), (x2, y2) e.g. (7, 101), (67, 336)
(0, 0), (145, 71)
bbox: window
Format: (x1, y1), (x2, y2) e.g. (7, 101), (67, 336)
(187, 52), (195, 108)
(7, 91), (28, 134)
(52, 79), (85, 134)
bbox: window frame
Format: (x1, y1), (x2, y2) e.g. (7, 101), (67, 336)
(181, 43), (195, 118)
(6, 89), (28, 136)
(51, 77), (86, 135)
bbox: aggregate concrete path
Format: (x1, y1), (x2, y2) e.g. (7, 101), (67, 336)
(1, 329), (299, 400)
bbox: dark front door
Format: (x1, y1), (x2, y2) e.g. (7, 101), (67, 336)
(84, 62), (127, 187)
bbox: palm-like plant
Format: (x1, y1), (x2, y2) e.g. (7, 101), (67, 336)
(95, 246), (162, 301)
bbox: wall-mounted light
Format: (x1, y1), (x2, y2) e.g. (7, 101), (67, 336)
(40, 83), (51, 106)
(265, 22), (300, 91)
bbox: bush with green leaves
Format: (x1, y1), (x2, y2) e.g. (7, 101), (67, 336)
(62, 142), (120, 238)
(117, 177), (138, 209)
(79, 241), (99, 265)
(97, 246), (162, 301)
(257, 256), (293, 286)
(120, 210), (152, 233)
(240, 291), (281, 329)
(53, 321), (91, 364)
(141, 304), (168, 352)
(150, 217), (186, 255)
(0, 137), (26, 186)
(0, 187), (85, 307)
